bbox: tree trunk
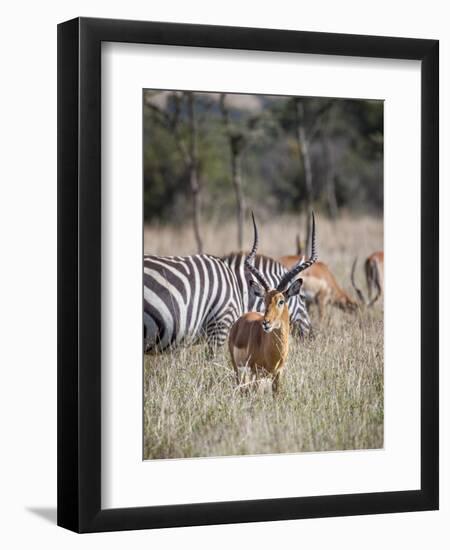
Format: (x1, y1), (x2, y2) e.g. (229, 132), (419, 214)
(220, 94), (246, 250)
(294, 99), (313, 251)
(190, 173), (203, 253)
(186, 93), (203, 253)
(299, 128), (313, 211)
(231, 145), (245, 250)
(323, 137), (339, 221)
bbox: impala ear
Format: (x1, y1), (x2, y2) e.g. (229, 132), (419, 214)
(248, 278), (265, 298)
(284, 278), (303, 299)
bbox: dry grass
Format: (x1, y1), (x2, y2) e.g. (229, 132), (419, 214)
(144, 212), (382, 260)
(143, 214), (383, 459)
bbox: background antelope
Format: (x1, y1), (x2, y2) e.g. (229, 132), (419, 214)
(144, 254), (243, 352)
(351, 251), (384, 306)
(229, 214), (317, 394)
(279, 239), (357, 319)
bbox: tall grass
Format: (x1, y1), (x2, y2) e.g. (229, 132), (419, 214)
(143, 215), (383, 459)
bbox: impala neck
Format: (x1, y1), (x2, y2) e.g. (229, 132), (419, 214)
(269, 308), (290, 355)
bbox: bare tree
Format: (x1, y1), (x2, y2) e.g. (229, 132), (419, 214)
(219, 94), (247, 250)
(322, 135), (339, 221)
(291, 97), (334, 248)
(294, 99), (313, 217)
(144, 91), (204, 253)
(186, 93), (203, 253)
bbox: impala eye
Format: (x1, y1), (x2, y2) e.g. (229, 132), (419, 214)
(278, 299), (285, 307)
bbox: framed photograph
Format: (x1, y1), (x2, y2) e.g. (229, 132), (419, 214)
(57, 17), (439, 533)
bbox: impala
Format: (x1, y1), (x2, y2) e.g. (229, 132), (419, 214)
(228, 213), (317, 394)
(351, 251), (384, 306)
(279, 247), (357, 320)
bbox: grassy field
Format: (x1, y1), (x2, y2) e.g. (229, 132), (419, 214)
(143, 214), (384, 459)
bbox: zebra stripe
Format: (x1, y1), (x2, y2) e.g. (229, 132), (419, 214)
(144, 254), (243, 352)
(222, 252), (311, 337)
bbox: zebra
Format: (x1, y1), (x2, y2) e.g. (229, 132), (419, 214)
(143, 254), (243, 352)
(222, 216), (313, 338)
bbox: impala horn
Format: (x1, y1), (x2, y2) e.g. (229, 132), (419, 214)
(244, 212), (271, 291)
(277, 212), (318, 292)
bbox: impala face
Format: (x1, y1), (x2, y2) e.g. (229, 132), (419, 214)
(262, 291), (286, 332)
(249, 280), (303, 333)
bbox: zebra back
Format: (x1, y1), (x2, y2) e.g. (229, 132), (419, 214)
(222, 252), (311, 337)
(144, 254), (243, 352)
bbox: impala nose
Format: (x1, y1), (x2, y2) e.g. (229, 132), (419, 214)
(262, 320), (271, 332)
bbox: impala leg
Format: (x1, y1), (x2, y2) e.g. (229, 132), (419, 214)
(368, 278), (382, 307)
(365, 261), (373, 301)
(272, 370), (283, 395)
(316, 291), (326, 321)
(236, 365), (252, 392)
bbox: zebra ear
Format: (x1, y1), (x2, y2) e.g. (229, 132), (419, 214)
(284, 278), (303, 299)
(248, 278), (265, 298)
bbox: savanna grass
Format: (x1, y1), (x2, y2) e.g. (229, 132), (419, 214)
(144, 305), (383, 459)
(143, 215), (383, 459)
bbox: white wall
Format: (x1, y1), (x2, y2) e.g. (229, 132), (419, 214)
(0, 0), (447, 548)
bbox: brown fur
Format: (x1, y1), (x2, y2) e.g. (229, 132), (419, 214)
(364, 251), (384, 305)
(228, 290), (291, 394)
(279, 256), (357, 319)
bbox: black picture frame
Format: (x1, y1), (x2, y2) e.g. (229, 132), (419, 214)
(57, 16), (439, 533)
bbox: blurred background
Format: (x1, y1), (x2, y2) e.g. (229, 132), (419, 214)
(143, 90), (383, 264)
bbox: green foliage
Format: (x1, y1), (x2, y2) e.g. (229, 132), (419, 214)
(143, 117), (186, 220)
(143, 91), (383, 223)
